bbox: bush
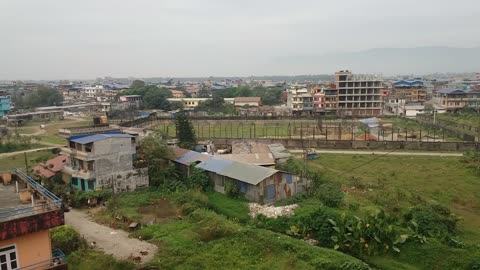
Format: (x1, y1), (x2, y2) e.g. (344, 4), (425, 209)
(51, 225), (84, 254)
(190, 209), (241, 241)
(186, 167), (211, 191)
(69, 190), (112, 208)
(315, 182), (344, 207)
(224, 179), (241, 198)
(404, 204), (458, 237)
(170, 189), (209, 215)
(329, 210), (405, 256)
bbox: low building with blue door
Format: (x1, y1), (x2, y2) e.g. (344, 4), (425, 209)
(172, 148), (305, 204)
(0, 94), (10, 117)
(61, 133), (149, 192)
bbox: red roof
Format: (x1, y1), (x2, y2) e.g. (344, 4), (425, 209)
(33, 155), (69, 178)
(170, 90), (184, 94)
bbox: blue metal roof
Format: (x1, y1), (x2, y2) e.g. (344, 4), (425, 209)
(393, 80), (424, 87)
(436, 88), (479, 94)
(69, 133), (133, 144)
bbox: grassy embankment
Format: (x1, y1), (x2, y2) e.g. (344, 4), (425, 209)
(89, 189), (369, 270)
(306, 153), (480, 269)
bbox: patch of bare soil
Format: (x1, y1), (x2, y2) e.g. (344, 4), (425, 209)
(138, 199), (179, 223)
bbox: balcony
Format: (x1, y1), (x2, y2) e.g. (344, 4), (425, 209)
(61, 147), (95, 161)
(63, 165), (96, 179)
(18, 249), (67, 270)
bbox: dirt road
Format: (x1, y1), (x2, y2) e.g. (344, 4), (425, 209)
(289, 149), (463, 157)
(65, 209), (157, 263)
(0, 147), (59, 158)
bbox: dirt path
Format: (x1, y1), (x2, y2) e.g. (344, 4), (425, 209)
(0, 147), (59, 158)
(65, 209), (157, 263)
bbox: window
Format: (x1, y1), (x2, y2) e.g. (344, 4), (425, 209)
(0, 245), (18, 270)
(72, 178), (78, 185)
(88, 180), (95, 190)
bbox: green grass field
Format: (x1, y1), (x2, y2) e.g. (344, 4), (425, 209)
(0, 150), (56, 171)
(307, 153), (480, 269)
(436, 114), (480, 127)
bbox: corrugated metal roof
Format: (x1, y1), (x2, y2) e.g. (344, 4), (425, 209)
(219, 162), (278, 185)
(196, 158), (278, 185)
(175, 151), (211, 166)
(69, 133), (133, 144)
(195, 158), (232, 173)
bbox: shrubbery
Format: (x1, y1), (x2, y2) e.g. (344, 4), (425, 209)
(170, 189), (209, 215)
(51, 225), (84, 254)
(315, 182), (344, 207)
(69, 190), (112, 208)
(190, 209), (241, 241)
(404, 204), (458, 237)
(329, 210), (406, 256)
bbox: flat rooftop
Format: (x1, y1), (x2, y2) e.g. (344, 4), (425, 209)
(0, 183), (31, 221)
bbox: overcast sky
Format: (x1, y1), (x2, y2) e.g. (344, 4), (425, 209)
(1, 0), (479, 80)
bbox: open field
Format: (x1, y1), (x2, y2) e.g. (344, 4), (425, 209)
(305, 153), (480, 269)
(436, 114), (480, 127)
(146, 117), (466, 142)
(0, 149), (56, 171)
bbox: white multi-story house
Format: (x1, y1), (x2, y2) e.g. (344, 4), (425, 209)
(286, 88), (313, 115)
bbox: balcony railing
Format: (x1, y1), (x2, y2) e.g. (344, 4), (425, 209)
(0, 169), (62, 222)
(18, 249), (67, 270)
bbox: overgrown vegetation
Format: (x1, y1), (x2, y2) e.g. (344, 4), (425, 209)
(51, 225), (83, 254)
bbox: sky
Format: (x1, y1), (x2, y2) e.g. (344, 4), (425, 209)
(1, 0), (480, 80)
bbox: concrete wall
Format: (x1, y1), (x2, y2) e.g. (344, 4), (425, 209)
(96, 168), (149, 192)
(210, 138), (479, 152)
(92, 138), (136, 178)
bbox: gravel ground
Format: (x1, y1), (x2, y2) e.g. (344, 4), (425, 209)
(65, 209), (157, 264)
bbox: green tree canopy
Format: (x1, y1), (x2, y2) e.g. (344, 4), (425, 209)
(19, 86), (64, 109)
(130, 80), (146, 89)
(175, 112), (197, 149)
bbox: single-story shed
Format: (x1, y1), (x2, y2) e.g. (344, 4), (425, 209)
(172, 148), (306, 204)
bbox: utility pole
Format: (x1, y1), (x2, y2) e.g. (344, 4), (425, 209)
(24, 152), (29, 172)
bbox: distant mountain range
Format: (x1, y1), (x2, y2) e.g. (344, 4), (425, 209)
(274, 46), (480, 75)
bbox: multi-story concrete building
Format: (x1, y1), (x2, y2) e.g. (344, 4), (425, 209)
(335, 70), (383, 117)
(286, 88), (313, 115)
(391, 80), (427, 102)
(311, 87), (325, 114)
(82, 85), (104, 99)
(0, 93), (10, 117)
(62, 133), (148, 192)
(432, 88), (480, 112)
(323, 85), (338, 115)
(0, 169), (67, 270)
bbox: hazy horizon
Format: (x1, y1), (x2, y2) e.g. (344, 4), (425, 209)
(1, 0), (480, 80)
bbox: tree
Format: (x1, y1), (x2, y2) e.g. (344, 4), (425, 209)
(139, 128), (177, 187)
(143, 87), (173, 110)
(175, 112), (197, 149)
(21, 86), (63, 108)
(130, 80), (146, 89)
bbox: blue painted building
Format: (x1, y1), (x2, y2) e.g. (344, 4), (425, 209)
(0, 94), (11, 116)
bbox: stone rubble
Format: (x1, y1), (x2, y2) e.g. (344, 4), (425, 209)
(248, 203), (299, 218)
